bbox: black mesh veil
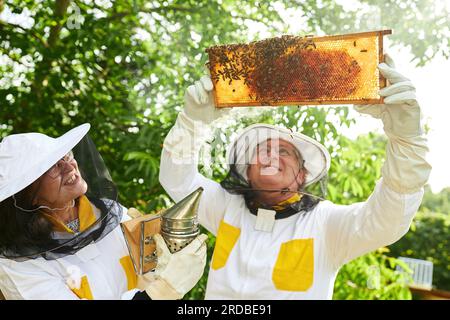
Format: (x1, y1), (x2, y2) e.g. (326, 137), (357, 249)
(0, 135), (123, 261)
(220, 125), (329, 218)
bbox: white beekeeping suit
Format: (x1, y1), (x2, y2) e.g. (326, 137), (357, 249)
(159, 54), (431, 299)
(0, 124), (207, 300)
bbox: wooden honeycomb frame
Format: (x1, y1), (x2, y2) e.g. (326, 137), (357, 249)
(206, 30), (392, 108)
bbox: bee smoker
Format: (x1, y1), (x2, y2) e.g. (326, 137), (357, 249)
(160, 187), (203, 253)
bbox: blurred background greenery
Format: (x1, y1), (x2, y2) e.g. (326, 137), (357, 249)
(1, 0), (449, 300)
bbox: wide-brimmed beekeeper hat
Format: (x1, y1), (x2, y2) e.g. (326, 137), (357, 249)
(0, 124), (91, 203)
(0, 123), (124, 261)
(225, 123), (331, 187)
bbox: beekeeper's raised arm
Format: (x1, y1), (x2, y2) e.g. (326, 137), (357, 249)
(322, 54), (432, 267)
(159, 76), (232, 235)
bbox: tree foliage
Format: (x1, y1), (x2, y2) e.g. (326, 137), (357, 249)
(385, 185), (450, 293)
(388, 211), (450, 292)
(1, 0), (448, 300)
(333, 247), (413, 300)
(421, 186), (450, 216)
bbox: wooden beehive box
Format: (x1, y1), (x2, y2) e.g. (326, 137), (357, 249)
(120, 212), (161, 275)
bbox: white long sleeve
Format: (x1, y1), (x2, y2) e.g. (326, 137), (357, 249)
(323, 129), (430, 268)
(0, 259), (80, 300)
(322, 179), (424, 268)
(159, 111), (235, 235)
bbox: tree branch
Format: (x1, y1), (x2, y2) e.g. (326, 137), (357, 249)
(0, 20), (49, 48)
(145, 5), (197, 14)
(47, 0), (71, 48)
(99, 5), (197, 23)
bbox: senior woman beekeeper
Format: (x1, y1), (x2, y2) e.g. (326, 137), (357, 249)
(159, 54), (431, 299)
(0, 124), (207, 300)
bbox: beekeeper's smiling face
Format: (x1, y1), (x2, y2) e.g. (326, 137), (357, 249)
(247, 139), (305, 192)
(29, 152), (88, 210)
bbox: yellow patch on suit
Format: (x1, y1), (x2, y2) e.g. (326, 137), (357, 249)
(271, 193), (302, 211)
(120, 256), (137, 290)
(42, 195), (97, 233)
(211, 220), (240, 270)
(272, 238), (314, 291)
(78, 195), (97, 231)
(70, 276), (94, 300)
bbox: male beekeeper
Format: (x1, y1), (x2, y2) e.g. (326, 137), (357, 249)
(159, 54), (431, 299)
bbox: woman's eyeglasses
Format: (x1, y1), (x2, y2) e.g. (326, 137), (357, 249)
(45, 150), (75, 178)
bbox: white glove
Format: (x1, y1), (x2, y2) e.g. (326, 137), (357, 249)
(355, 54), (422, 138)
(355, 54), (431, 194)
(183, 75), (229, 124)
(137, 233), (208, 300)
(162, 74), (229, 161)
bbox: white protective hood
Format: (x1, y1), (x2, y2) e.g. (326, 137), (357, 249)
(0, 123), (90, 202)
(226, 123), (331, 187)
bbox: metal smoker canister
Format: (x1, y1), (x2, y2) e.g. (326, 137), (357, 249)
(160, 187), (203, 253)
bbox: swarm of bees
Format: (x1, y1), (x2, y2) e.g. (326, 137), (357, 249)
(206, 35), (362, 105)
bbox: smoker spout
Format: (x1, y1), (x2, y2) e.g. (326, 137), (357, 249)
(160, 187), (204, 253)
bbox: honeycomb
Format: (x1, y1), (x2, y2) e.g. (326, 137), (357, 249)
(206, 30), (392, 108)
